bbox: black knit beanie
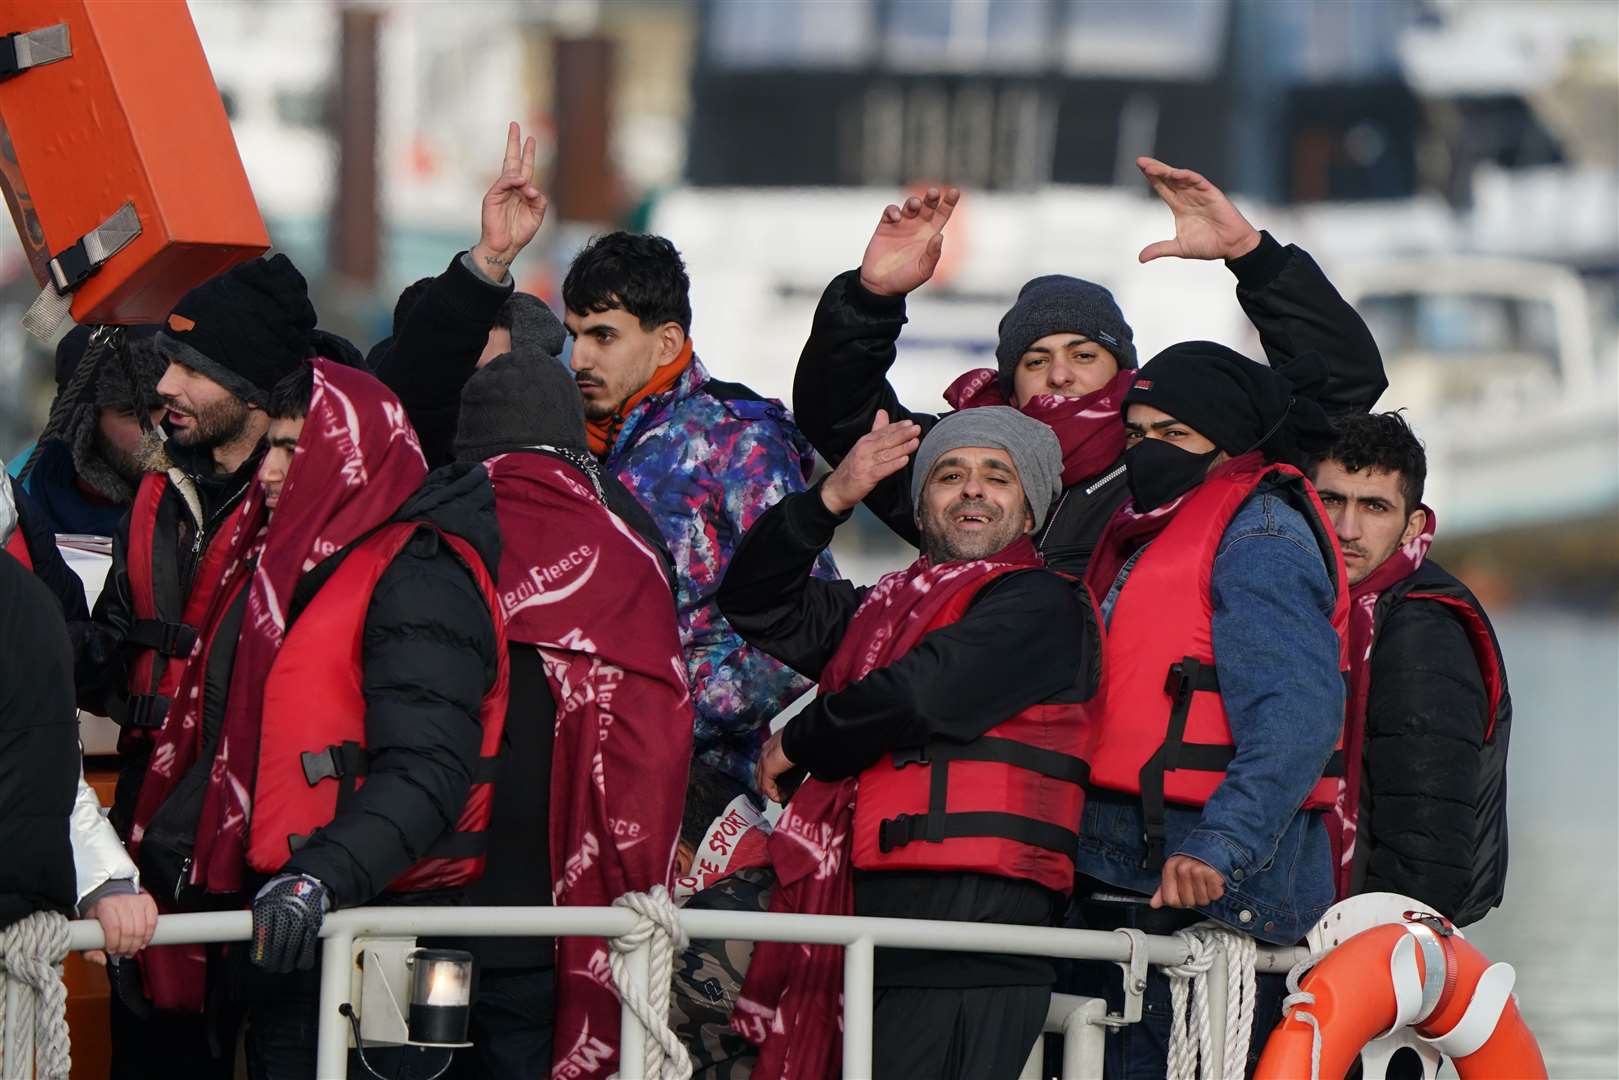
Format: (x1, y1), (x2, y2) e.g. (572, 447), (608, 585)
(996, 274), (1136, 392)
(156, 254), (317, 406)
(1123, 341), (1338, 465)
(454, 351), (588, 462)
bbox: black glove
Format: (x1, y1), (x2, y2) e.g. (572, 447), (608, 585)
(250, 874), (330, 973)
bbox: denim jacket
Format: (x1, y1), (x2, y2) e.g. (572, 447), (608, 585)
(1078, 481), (1343, 944)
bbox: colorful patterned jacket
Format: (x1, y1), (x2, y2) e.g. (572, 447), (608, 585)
(600, 356), (838, 791)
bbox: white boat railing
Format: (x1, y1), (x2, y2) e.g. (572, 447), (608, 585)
(20, 904), (1311, 1079)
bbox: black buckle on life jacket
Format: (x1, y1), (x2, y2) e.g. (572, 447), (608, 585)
(127, 618), (199, 659)
(878, 814), (918, 854)
(891, 746), (928, 768)
(301, 748), (344, 786)
(123, 694), (170, 730)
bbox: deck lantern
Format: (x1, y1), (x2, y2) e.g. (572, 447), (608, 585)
(406, 948), (474, 1047)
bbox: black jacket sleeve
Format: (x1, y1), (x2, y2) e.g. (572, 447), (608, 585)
(1228, 231), (1387, 416)
(717, 485), (865, 680)
(0, 556), (81, 928)
(791, 270), (943, 547)
(1360, 599), (1489, 917)
(14, 487), (88, 622)
(372, 252), (515, 468)
(283, 532), (498, 905)
(783, 570), (1090, 780)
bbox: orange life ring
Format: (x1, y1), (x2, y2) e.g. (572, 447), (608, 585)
(1255, 916), (1546, 1080)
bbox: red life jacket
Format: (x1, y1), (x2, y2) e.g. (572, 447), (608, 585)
(123, 474), (235, 741)
(3, 526), (32, 570)
(850, 567), (1097, 896)
(1086, 460), (1349, 867)
(247, 521), (510, 893)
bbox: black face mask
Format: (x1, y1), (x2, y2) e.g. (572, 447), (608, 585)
(1124, 438), (1222, 512)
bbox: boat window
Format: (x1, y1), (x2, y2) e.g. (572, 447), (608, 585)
(885, 0), (1053, 72)
(705, 0), (878, 69)
(1060, 0), (1229, 79)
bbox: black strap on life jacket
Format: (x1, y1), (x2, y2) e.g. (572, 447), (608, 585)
(878, 736), (1088, 858)
(124, 618), (200, 659)
(123, 693), (171, 730)
(1138, 655), (1345, 871)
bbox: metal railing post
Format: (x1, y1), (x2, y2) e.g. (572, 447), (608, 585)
(618, 936), (650, 1079)
(1065, 995), (1108, 1079)
(842, 935), (875, 1079)
(316, 928), (356, 1079)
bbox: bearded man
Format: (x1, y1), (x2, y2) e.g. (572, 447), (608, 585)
(718, 407), (1100, 1080)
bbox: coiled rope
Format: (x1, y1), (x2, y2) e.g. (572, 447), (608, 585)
(609, 886), (693, 1080)
(0, 910), (73, 1080)
(1165, 924), (1259, 1080)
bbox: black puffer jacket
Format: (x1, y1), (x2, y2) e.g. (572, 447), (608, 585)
(1354, 559), (1511, 926)
(793, 233), (1387, 576)
(279, 464), (502, 907)
(0, 553), (80, 928)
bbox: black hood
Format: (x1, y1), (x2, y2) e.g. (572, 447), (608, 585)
(392, 462), (502, 575)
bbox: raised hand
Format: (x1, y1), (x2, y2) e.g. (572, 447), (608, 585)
(859, 187), (962, 297)
(471, 121), (549, 283)
(820, 410), (922, 515)
(1136, 157), (1261, 264)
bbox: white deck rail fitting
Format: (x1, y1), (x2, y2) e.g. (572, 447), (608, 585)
(40, 905), (1310, 1079)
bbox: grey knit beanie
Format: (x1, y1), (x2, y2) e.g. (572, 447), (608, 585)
(504, 293), (567, 361)
(454, 351), (587, 462)
(995, 275), (1136, 391)
(910, 406), (1064, 530)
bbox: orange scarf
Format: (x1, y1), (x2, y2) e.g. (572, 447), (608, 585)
(586, 338), (694, 457)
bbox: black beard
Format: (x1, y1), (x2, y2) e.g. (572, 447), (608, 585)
(166, 395), (251, 451)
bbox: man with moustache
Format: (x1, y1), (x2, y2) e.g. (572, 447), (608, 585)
(794, 158), (1385, 576)
(718, 408), (1099, 1080)
(125, 357), (507, 1080)
(17, 324), (167, 537)
(70, 254), (317, 1079)
(1308, 411), (1511, 926)
(562, 232), (837, 798)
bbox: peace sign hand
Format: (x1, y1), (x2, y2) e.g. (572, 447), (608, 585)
(471, 121), (549, 283)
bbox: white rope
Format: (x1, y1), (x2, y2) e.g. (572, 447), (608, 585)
(609, 886), (693, 1080)
(0, 910), (73, 1079)
(1164, 932), (1214, 1080)
(1165, 924), (1259, 1080)
(1281, 953), (1325, 1080)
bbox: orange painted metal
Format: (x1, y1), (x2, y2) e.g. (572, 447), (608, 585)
(0, 0), (268, 325)
(1256, 923), (1547, 1080)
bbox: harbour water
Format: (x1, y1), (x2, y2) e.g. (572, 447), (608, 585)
(1460, 608), (1619, 1077)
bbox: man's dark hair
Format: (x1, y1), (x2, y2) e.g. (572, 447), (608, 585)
(1312, 410), (1427, 513)
(562, 232), (692, 334)
(680, 760), (754, 850)
(267, 363), (315, 421)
